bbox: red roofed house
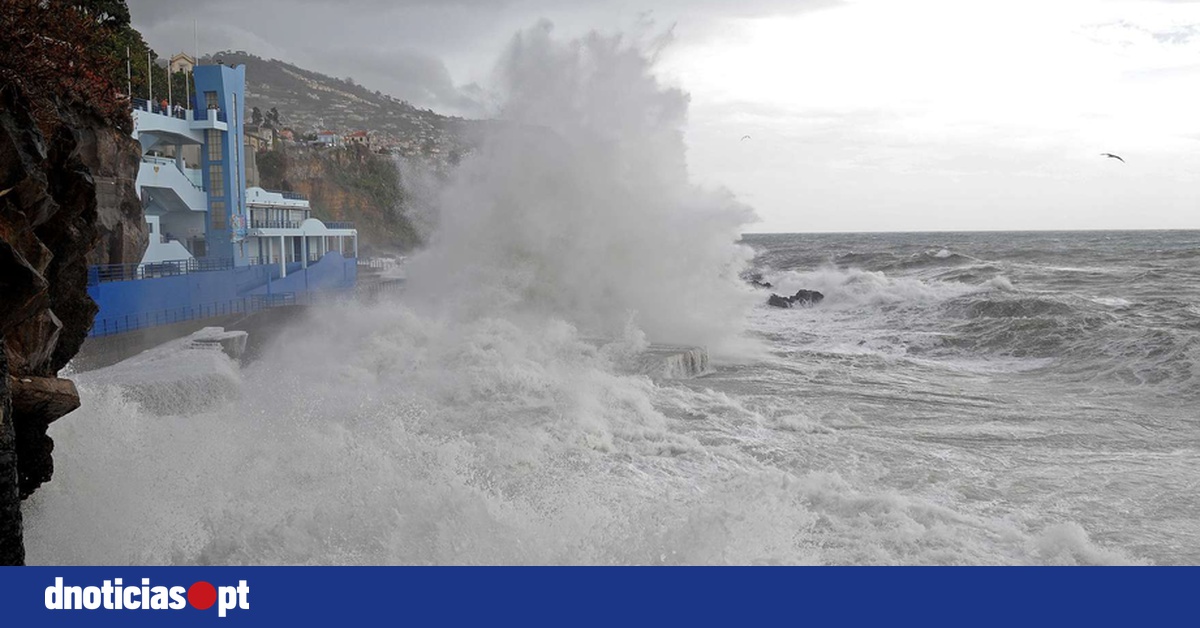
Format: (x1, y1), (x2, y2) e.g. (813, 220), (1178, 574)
(344, 130), (370, 149)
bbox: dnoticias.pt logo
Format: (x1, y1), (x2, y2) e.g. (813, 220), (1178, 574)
(45, 578), (250, 617)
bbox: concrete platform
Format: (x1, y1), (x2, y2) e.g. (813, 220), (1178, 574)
(74, 328), (245, 415)
(625, 344), (710, 379)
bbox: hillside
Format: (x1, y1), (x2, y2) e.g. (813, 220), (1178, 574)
(210, 51), (486, 164)
(256, 143), (419, 254)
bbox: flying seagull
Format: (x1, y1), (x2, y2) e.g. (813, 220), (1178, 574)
(1101, 153), (1124, 163)
(741, 135), (751, 141)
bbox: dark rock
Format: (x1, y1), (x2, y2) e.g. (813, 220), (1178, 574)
(0, 343), (23, 565)
(766, 289), (825, 309)
(9, 375), (78, 497)
(0, 81), (144, 556)
(791, 289), (825, 307)
(767, 294), (792, 308)
(80, 118), (146, 267)
(743, 272), (773, 289)
(8, 376), (79, 426)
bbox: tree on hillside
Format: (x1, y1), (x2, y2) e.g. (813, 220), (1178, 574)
(57, 0), (172, 106)
(0, 0), (127, 132)
(169, 70), (194, 108)
(67, 0), (131, 28)
(252, 106), (263, 126)
(267, 107), (281, 128)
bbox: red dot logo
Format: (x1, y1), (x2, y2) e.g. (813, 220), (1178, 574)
(188, 581), (217, 610)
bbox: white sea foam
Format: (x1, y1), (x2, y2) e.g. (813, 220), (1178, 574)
(767, 266), (987, 309)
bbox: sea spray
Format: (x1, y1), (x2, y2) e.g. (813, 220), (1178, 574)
(406, 22), (759, 352)
(26, 23), (769, 564)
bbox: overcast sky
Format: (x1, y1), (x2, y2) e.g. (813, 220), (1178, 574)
(129, 0), (1200, 232)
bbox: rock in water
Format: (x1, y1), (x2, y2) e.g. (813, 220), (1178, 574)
(767, 294), (793, 308)
(791, 289), (825, 307)
(766, 289), (825, 309)
(744, 272), (774, 289)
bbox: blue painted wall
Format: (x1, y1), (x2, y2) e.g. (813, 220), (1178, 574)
(193, 64), (247, 263)
(88, 255), (357, 337)
(248, 253), (357, 296)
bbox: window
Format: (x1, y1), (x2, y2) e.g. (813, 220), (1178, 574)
(206, 130), (223, 160)
(205, 91), (219, 110)
(208, 164), (224, 189)
(211, 201), (226, 230)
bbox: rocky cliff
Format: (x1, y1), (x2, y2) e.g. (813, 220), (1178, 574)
(257, 143), (420, 252)
(0, 81), (145, 565)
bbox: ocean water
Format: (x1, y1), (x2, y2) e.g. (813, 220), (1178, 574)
(25, 230), (1199, 565)
(733, 230), (1200, 564)
(20, 25), (1200, 566)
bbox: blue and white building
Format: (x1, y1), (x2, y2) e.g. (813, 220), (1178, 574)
(88, 62), (360, 337)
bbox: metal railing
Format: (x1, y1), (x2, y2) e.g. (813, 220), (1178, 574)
(325, 221), (356, 230)
(191, 105), (227, 123)
(142, 155), (176, 166)
(358, 257), (401, 270)
(142, 156), (205, 191)
(133, 97), (190, 119)
(89, 297), (252, 338)
(261, 189), (308, 200)
(250, 220), (302, 230)
(357, 279), (405, 304)
(250, 293), (296, 309)
(88, 257), (235, 285)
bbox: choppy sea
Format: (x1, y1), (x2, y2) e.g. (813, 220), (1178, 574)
(25, 230), (1200, 565)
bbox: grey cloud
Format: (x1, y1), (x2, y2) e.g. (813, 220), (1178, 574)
(127, 0), (837, 114)
(303, 46), (487, 114)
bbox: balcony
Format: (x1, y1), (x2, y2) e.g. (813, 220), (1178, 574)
(133, 98), (188, 120)
(194, 107), (227, 123)
(246, 187), (310, 208)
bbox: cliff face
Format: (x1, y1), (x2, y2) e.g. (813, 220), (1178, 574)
(0, 84), (145, 565)
(257, 144), (419, 252)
